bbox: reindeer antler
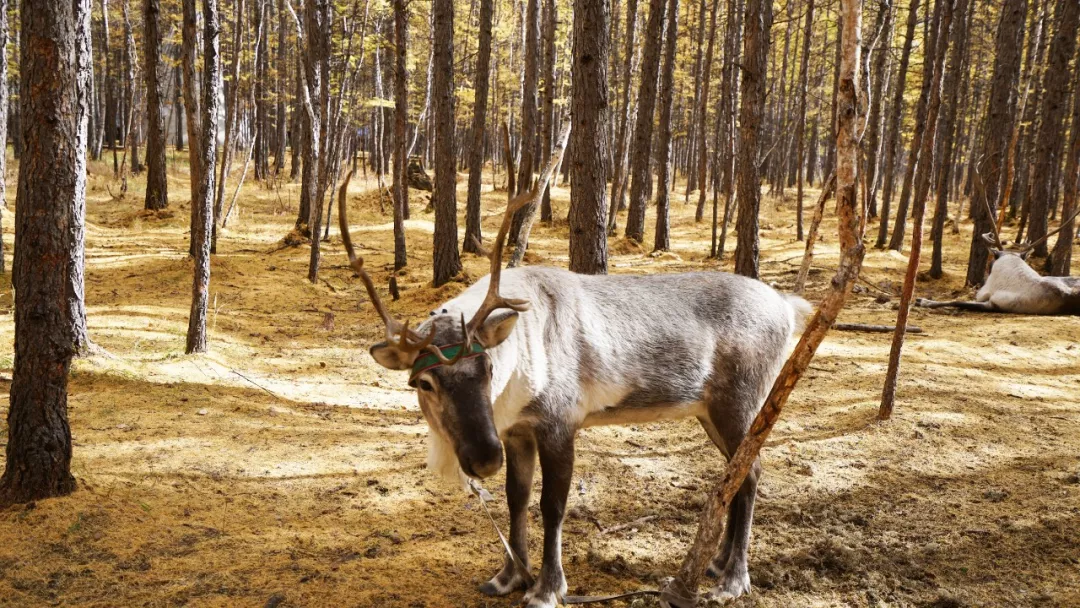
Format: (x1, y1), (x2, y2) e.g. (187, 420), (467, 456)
(975, 164), (1006, 251)
(340, 123), (571, 367)
(1015, 205), (1080, 255)
(338, 167), (437, 355)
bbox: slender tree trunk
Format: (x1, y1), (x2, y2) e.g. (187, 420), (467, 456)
(274, 0), (288, 174)
(693, 0), (721, 223)
(652, 0), (679, 252)
(539, 0), (556, 223)
(685, 0), (708, 197)
(1025, 0), (1079, 257)
(568, 0), (610, 274)
(624, 0), (667, 243)
(212, 0), (247, 253)
(793, 0), (815, 240)
(1, 0), (90, 506)
(0, 0), (7, 274)
(888, 0), (943, 251)
(877, 0), (920, 248)
(464, 0), (494, 254)
(607, 0), (638, 234)
(734, 0), (772, 278)
(508, 0), (541, 247)
(393, 0), (409, 270)
(863, 0), (893, 220)
(143, 0), (168, 210)
(432, 0), (462, 285)
(880, 0), (953, 420)
(183, 0), (221, 354)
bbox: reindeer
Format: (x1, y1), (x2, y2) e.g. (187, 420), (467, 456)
(917, 208), (1080, 315)
(338, 126), (813, 607)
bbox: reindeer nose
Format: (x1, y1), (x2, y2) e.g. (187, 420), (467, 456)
(462, 442), (503, 479)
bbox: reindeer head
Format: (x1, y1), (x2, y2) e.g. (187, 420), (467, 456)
(338, 125), (570, 483)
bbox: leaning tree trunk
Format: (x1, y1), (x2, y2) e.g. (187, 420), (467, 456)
(182, 0), (221, 354)
(659, 1), (867, 603)
(0, 0), (90, 507)
(568, 0), (610, 274)
(733, 0), (772, 278)
(1025, 0), (1079, 258)
(431, 0), (462, 286)
(624, 0), (667, 243)
(463, 0), (493, 254)
(143, 0), (169, 211)
(880, 0), (953, 421)
(392, 0), (409, 270)
(652, 0), (679, 252)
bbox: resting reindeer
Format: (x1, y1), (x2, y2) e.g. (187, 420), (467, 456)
(339, 127), (812, 607)
(917, 212), (1080, 315)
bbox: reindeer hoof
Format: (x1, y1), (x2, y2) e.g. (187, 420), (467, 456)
(478, 569), (529, 597)
(705, 569), (751, 602)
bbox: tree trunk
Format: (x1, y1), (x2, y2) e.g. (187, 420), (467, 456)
(685, 0), (708, 198)
(508, 0), (541, 246)
(393, 0), (409, 270)
(693, 0), (721, 223)
(1049, 62), (1080, 276)
(0, 0), (89, 507)
(1025, 0), (1079, 257)
(652, 0), (679, 252)
(183, 0), (221, 354)
(463, 0), (494, 254)
(431, 0), (462, 286)
(793, 0), (815, 240)
(143, 0), (168, 211)
(888, 0), (943, 251)
(876, 0), (920, 248)
(880, 0), (953, 420)
(607, 0), (638, 234)
(734, 0), (772, 278)
(539, 0), (556, 223)
(274, 0), (288, 174)
(863, 0), (893, 220)
(928, 0), (970, 278)
(624, 0), (667, 243)
(302, 0), (333, 284)
(568, 0), (610, 274)
(213, 0), (247, 253)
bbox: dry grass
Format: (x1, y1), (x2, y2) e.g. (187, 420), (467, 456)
(0, 153), (1077, 607)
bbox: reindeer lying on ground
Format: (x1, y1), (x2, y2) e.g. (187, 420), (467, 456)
(338, 127), (812, 607)
(917, 219), (1080, 315)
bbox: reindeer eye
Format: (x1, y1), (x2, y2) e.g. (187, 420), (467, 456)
(417, 379), (434, 392)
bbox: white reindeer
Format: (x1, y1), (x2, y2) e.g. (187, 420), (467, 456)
(338, 128), (811, 607)
(918, 213), (1079, 314)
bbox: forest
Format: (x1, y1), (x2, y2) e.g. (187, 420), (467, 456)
(0, 0), (1077, 605)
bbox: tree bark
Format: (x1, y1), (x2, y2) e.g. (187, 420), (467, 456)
(652, 0), (679, 252)
(733, 0), (772, 278)
(1025, 0), (1079, 257)
(0, 0), (89, 507)
(568, 0), (611, 274)
(143, 0), (168, 211)
(431, 0), (462, 286)
(183, 0), (221, 354)
(463, 0), (494, 254)
(624, 0), (667, 243)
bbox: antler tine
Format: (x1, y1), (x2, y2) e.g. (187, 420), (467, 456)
(338, 166), (435, 351)
(1016, 205), (1080, 254)
(974, 163), (1004, 251)
(465, 123), (572, 337)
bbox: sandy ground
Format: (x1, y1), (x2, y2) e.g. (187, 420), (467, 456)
(0, 152), (1078, 608)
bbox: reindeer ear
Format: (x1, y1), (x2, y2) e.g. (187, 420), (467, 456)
(475, 311), (518, 349)
(369, 343), (420, 370)
(1019, 249), (1032, 261)
(992, 249), (1004, 260)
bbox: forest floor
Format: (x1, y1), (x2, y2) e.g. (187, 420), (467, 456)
(0, 153), (1078, 608)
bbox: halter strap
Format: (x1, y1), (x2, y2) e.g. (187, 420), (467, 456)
(408, 342), (486, 385)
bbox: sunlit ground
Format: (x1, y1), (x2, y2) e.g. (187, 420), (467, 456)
(0, 150), (1077, 607)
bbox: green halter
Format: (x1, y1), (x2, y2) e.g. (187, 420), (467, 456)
(408, 342), (487, 385)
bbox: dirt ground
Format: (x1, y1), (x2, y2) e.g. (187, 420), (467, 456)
(0, 153), (1078, 608)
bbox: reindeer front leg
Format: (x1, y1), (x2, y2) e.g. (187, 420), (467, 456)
(480, 430), (536, 596)
(523, 427), (574, 608)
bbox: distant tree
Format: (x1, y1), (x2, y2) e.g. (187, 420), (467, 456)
(431, 0), (462, 286)
(608, 0), (638, 234)
(0, 0), (8, 274)
(877, 0), (920, 249)
(568, 0), (610, 274)
(0, 0), (90, 506)
(1049, 64), (1080, 276)
(463, 0), (494, 255)
(393, 0), (409, 270)
(652, 0), (679, 252)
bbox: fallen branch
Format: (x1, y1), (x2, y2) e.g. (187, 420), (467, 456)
(834, 323), (923, 334)
(602, 514), (658, 535)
